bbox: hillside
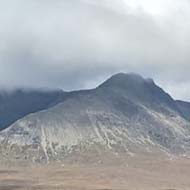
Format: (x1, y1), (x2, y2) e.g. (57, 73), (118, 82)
(0, 73), (190, 164)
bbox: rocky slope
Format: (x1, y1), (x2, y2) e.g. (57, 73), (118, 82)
(0, 73), (190, 164)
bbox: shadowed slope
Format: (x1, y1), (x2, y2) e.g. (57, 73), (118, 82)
(0, 89), (67, 130)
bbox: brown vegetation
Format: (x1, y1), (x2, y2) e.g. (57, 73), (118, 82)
(0, 156), (189, 190)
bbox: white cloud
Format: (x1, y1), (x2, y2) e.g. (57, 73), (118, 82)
(122, 0), (189, 17)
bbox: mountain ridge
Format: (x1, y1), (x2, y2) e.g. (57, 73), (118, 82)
(0, 88), (67, 130)
(0, 73), (190, 164)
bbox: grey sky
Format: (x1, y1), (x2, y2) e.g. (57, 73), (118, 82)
(0, 0), (189, 100)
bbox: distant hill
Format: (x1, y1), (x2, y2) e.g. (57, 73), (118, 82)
(0, 89), (67, 130)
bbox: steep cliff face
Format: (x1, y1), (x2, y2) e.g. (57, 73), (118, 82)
(0, 73), (190, 164)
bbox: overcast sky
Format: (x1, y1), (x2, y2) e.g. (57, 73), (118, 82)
(0, 0), (189, 100)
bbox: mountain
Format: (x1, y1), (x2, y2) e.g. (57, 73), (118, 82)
(0, 73), (190, 164)
(176, 100), (190, 121)
(0, 89), (67, 130)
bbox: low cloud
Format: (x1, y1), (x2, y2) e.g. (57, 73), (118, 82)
(0, 0), (189, 100)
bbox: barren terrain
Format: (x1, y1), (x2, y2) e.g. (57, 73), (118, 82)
(0, 156), (190, 190)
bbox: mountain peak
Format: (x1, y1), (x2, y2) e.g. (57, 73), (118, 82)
(1, 72), (190, 164)
(111, 72), (144, 80)
(98, 72), (154, 89)
(97, 72), (180, 114)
